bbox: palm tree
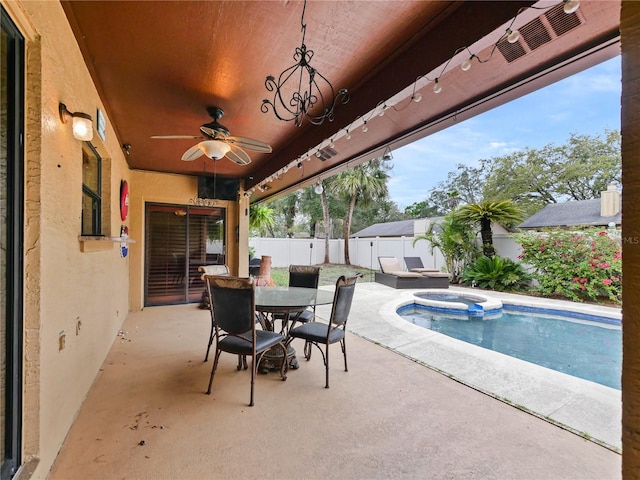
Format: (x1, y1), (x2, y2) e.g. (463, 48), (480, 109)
(319, 180), (331, 263)
(331, 159), (389, 265)
(413, 211), (478, 283)
(456, 200), (524, 257)
(249, 204), (275, 237)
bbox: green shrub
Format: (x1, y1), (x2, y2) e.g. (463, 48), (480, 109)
(462, 255), (532, 291)
(513, 228), (621, 304)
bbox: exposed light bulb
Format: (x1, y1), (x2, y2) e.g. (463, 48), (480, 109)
(361, 122), (368, 133)
(433, 79), (442, 94)
(564, 0), (580, 14)
(314, 183), (323, 195)
(412, 92), (422, 103)
(329, 139), (335, 148)
(379, 106), (386, 117)
(461, 57), (472, 72)
(345, 131), (351, 140)
(507, 28), (520, 44)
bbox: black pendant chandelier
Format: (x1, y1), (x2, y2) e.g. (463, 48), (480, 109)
(262, 0), (349, 127)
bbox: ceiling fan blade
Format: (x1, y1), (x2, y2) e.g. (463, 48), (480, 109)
(200, 126), (228, 140)
(225, 145), (251, 166)
(225, 135), (272, 153)
(181, 144), (205, 161)
(151, 135), (204, 140)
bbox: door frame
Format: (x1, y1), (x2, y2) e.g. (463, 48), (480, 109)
(1, 6), (25, 479)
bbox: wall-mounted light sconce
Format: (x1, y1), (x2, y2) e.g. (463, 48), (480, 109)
(59, 103), (93, 141)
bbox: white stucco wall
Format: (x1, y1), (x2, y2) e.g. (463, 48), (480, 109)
(5, 1), (131, 477)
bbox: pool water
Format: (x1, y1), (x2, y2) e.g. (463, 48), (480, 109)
(398, 305), (621, 390)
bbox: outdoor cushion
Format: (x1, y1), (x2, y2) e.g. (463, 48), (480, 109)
(423, 272), (451, 278)
(386, 270), (423, 278)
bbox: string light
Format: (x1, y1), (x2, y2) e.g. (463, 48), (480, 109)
(253, 1), (579, 195)
(461, 54), (476, 72)
(506, 28), (521, 43)
(564, 0), (580, 14)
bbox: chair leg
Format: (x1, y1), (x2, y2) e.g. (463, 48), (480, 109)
(341, 338), (348, 372)
(304, 340), (312, 360)
(249, 354), (256, 407)
(204, 320), (214, 362)
(206, 350), (221, 394)
(325, 343), (330, 389)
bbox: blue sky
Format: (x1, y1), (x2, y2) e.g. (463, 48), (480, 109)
(387, 56), (621, 209)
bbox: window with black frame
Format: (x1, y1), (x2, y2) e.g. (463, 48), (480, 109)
(81, 143), (102, 236)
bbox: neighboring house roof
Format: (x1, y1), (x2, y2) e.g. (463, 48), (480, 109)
(351, 217), (445, 238)
(518, 199), (622, 229)
(351, 219), (416, 238)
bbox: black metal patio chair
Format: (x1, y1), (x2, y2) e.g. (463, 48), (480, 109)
(205, 275), (287, 406)
(286, 275), (358, 388)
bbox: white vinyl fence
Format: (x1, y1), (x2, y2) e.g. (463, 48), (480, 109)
(249, 233), (522, 270)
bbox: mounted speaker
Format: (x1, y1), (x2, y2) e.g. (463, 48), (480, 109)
(197, 176), (239, 201)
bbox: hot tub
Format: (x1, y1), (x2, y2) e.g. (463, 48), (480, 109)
(413, 290), (503, 315)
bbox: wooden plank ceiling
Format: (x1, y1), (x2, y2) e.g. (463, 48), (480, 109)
(61, 0), (620, 202)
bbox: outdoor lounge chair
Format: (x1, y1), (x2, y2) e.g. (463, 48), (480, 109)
(404, 256), (439, 273)
(375, 257), (449, 289)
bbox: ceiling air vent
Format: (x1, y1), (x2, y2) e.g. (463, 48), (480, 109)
(545, 3), (583, 37)
(497, 5), (585, 63)
(520, 17), (552, 51)
(497, 38), (527, 63)
(317, 146), (338, 161)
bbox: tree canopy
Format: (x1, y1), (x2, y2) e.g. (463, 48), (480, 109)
(423, 130), (620, 217)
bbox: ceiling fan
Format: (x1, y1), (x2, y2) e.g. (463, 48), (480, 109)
(151, 106), (272, 166)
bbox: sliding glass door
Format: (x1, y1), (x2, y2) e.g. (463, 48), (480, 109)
(145, 204), (226, 306)
(1, 7), (24, 479)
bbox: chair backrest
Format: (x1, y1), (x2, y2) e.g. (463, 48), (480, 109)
(289, 265), (321, 289)
(329, 275), (358, 326)
(404, 257), (425, 270)
(378, 257), (403, 273)
(199, 264), (229, 280)
(205, 275), (255, 335)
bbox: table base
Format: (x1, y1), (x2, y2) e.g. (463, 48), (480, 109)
(259, 345), (299, 373)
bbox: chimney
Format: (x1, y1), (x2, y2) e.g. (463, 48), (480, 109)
(601, 183), (621, 217)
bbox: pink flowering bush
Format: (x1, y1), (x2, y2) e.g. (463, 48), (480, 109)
(513, 228), (622, 304)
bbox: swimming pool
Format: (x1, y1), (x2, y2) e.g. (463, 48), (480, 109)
(397, 304), (621, 390)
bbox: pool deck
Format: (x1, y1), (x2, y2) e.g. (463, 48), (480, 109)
(315, 282), (622, 451)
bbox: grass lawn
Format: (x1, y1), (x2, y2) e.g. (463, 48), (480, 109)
(270, 263), (374, 286)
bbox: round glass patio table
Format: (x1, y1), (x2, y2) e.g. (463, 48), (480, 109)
(255, 286), (334, 314)
(255, 286), (334, 371)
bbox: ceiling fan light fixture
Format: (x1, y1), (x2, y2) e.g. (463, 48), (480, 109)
(200, 140), (231, 160)
(261, 0), (349, 127)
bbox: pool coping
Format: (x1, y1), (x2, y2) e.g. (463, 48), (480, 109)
(315, 283), (622, 452)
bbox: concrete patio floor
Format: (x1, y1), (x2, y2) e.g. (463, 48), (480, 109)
(47, 281), (621, 480)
